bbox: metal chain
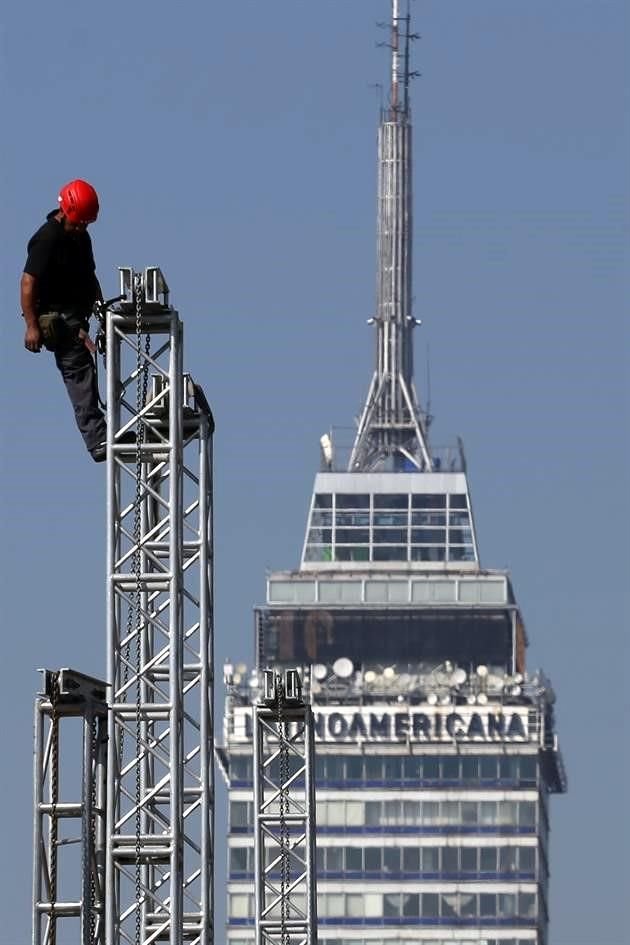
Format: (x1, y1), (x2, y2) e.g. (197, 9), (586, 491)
(133, 273), (148, 945)
(277, 675), (290, 945)
(49, 672), (60, 945)
(88, 713), (98, 945)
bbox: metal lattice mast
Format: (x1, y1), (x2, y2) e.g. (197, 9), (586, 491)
(105, 268), (214, 945)
(32, 669), (108, 945)
(253, 670), (317, 945)
(349, 0), (430, 472)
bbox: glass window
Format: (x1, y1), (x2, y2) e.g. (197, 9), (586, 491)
(411, 528), (446, 544)
(374, 528), (408, 544)
(422, 892), (440, 917)
(383, 848), (399, 873)
(229, 894), (251, 918)
(412, 510), (446, 526)
(441, 893), (459, 918)
(374, 494), (409, 509)
(327, 802), (345, 826)
(384, 757), (402, 780)
(449, 510), (470, 525)
(500, 846), (518, 872)
(449, 527), (473, 544)
(374, 511), (408, 526)
(422, 847), (439, 872)
(402, 893), (420, 917)
(365, 848), (382, 871)
(403, 800), (421, 823)
(383, 893), (400, 917)
(327, 847), (343, 871)
(326, 894), (344, 917)
(336, 494), (369, 509)
(346, 757), (363, 781)
(520, 801), (536, 827)
(460, 892), (477, 917)
(345, 802), (364, 826)
(480, 893), (496, 917)
(364, 893), (383, 918)
(480, 802), (495, 825)
(374, 546), (408, 561)
(316, 848), (325, 872)
(403, 757), (421, 782)
(365, 757), (382, 780)
(461, 802), (477, 825)
(335, 545), (370, 562)
(335, 528), (369, 543)
(346, 894), (364, 918)
(442, 757), (460, 780)
(422, 757), (439, 780)
(412, 494), (446, 509)
(449, 546), (475, 561)
(315, 757), (325, 780)
(442, 847), (458, 873)
(519, 891), (537, 918)
(311, 509), (332, 526)
(411, 546), (446, 561)
(335, 510), (370, 526)
(498, 893), (517, 918)
(230, 802), (250, 828)
(520, 755), (537, 783)
(314, 493), (332, 508)
(442, 800), (459, 824)
(422, 801), (439, 824)
(365, 802), (380, 826)
(229, 848), (248, 872)
(500, 756), (519, 780)
(499, 801), (518, 826)
(403, 847), (420, 871)
(461, 847), (477, 872)
(449, 494), (468, 509)
(519, 846), (536, 872)
(480, 847), (497, 872)
(346, 847), (362, 871)
(461, 756), (479, 781)
(326, 757), (344, 780)
(480, 756), (498, 780)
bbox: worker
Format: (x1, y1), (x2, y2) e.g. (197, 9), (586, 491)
(21, 179), (109, 462)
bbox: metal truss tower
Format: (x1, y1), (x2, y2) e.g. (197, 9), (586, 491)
(32, 669), (108, 945)
(349, 0), (431, 473)
(253, 670), (317, 945)
(104, 267), (215, 944)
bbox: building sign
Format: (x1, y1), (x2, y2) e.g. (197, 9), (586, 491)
(229, 704), (535, 744)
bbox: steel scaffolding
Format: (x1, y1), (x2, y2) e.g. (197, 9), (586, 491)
(253, 670), (317, 945)
(32, 668), (108, 945)
(104, 268), (214, 944)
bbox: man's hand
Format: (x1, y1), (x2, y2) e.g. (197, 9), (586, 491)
(79, 328), (96, 354)
(24, 323), (43, 353)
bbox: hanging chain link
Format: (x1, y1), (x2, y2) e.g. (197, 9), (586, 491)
(49, 672), (60, 945)
(132, 272), (150, 945)
(276, 674), (291, 945)
(88, 713), (98, 945)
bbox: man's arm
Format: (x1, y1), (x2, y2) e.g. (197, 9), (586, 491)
(21, 272), (42, 353)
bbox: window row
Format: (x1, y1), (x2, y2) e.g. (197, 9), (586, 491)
(304, 546), (476, 564)
(230, 939), (535, 945)
(229, 890), (538, 921)
(229, 843), (537, 878)
(230, 799), (538, 831)
(310, 512), (471, 528)
(313, 493), (469, 511)
(229, 753), (538, 786)
(309, 527), (473, 544)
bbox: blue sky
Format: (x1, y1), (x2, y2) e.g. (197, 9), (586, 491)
(1, 1), (628, 942)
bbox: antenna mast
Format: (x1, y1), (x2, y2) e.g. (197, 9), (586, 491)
(349, 0), (430, 472)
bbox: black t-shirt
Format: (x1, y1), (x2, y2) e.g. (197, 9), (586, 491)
(24, 210), (98, 313)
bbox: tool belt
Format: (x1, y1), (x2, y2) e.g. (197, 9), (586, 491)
(38, 311), (88, 352)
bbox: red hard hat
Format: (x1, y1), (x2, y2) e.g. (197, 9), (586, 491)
(58, 179), (99, 224)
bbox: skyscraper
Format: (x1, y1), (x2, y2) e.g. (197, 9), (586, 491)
(218, 3), (566, 944)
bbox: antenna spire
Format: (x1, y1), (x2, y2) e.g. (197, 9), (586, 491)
(349, 0), (429, 472)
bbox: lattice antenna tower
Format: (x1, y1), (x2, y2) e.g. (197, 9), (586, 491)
(349, 0), (430, 472)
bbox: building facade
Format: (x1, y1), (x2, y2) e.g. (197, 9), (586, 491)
(218, 4), (565, 944)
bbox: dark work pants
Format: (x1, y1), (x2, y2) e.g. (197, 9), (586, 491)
(53, 326), (106, 454)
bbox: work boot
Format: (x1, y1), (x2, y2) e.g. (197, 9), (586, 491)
(90, 430), (136, 463)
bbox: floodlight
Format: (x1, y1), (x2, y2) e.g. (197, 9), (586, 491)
(364, 670), (377, 684)
(510, 685), (522, 697)
(466, 694), (476, 705)
(476, 664), (488, 678)
(232, 672), (242, 685)
(427, 692), (438, 705)
(452, 668), (467, 686)
(313, 663), (328, 681)
(438, 694), (451, 706)
(320, 433), (333, 466)
(476, 692), (488, 705)
(383, 666), (396, 680)
(236, 663), (247, 675)
(333, 657), (354, 679)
